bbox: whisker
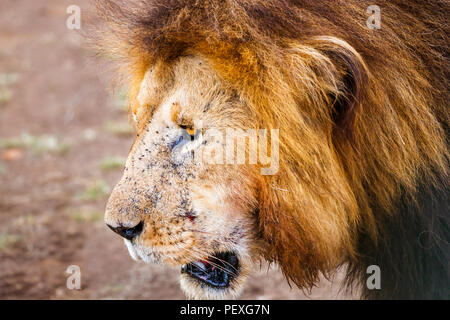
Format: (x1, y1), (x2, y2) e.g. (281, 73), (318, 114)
(177, 247), (232, 276)
(183, 244), (240, 273)
(181, 229), (217, 236)
(178, 246), (238, 277)
(188, 247), (239, 277)
(178, 231), (240, 271)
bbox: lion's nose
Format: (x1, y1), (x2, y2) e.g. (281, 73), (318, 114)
(107, 221), (143, 240)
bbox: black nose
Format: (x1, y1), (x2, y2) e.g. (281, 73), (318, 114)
(107, 221), (143, 240)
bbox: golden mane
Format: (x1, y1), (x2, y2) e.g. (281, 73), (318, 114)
(95, 0), (449, 298)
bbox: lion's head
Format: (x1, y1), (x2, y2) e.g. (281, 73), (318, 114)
(105, 57), (265, 299)
(98, 0), (449, 299)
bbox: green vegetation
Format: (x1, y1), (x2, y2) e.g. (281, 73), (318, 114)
(113, 86), (129, 112)
(100, 156), (126, 171)
(101, 283), (125, 295)
(0, 233), (21, 251)
(104, 121), (135, 137)
(0, 87), (12, 105)
(71, 208), (103, 223)
(0, 72), (20, 106)
(79, 179), (110, 202)
(0, 133), (71, 155)
(0, 72), (20, 86)
(13, 215), (35, 227)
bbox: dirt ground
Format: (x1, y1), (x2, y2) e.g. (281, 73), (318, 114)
(0, 0), (354, 300)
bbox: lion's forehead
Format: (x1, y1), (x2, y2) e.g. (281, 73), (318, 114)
(134, 56), (221, 123)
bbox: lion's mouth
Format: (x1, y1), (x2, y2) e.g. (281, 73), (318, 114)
(181, 251), (240, 289)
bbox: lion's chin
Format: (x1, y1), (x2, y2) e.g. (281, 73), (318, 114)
(178, 251), (247, 300)
(125, 239), (250, 299)
(179, 267), (248, 300)
(179, 273), (245, 300)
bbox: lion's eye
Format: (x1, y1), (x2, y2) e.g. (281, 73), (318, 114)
(172, 124), (199, 150)
(180, 125), (197, 140)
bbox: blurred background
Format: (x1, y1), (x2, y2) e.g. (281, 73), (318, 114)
(0, 0), (353, 299)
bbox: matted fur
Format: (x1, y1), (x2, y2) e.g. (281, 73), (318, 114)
(95, 0), (449, 299)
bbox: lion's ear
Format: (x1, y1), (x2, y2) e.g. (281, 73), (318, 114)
(315, 37), (369, 135)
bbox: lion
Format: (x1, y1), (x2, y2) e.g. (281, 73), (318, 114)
(96, 0), (449, 299)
